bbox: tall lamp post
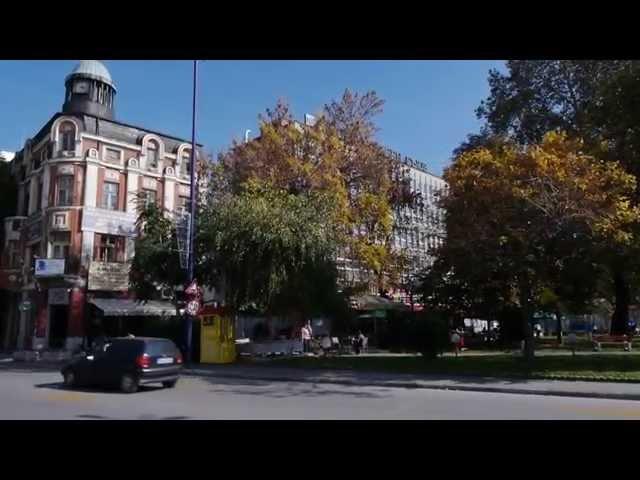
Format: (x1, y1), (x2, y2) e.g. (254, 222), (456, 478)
(185, 60), (199, 364)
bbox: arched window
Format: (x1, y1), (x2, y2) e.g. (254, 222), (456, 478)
(147, 141), (159, 170)
(181, 149), (192, 177)
(60, 122), (76, 152)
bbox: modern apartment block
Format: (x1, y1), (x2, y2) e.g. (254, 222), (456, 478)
(337, 150), (447, 303)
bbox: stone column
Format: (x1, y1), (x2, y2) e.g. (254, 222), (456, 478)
(164, 178), (175, 212)
(66, 287), (85, 351)
(28, 177), (38, 215)
(126, 170), (139, 214)
(84, 163), (98, 208)
(31, 291), (48, 351)
(80, 231), (94, 269)
(41, 165), (51, 211)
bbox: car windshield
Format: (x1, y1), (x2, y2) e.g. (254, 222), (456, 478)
(145, 340), (176, 356)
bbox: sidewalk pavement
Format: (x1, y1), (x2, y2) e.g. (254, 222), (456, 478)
(4, 357), (640, 402)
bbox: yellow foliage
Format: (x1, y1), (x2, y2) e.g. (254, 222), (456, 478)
(445, 130), (640, 251)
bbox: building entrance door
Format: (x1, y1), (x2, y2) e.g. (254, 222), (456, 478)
(49, 305), (68, 349)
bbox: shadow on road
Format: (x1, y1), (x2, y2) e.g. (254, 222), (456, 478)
(74, 414), (191, 420)
(34, 381), (165, 395)
(197, 375), (393, 399)
(0, 364), (61, 374)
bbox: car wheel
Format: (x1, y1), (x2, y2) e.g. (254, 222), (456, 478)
(120, 374), (139, 394)
(162, 379), (178, 389)
(63, 370), (76, 388)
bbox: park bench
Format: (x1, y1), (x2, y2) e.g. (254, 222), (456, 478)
(592, 334), (632, 352)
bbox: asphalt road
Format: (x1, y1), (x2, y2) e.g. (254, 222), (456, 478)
(1, 368), (640, 419)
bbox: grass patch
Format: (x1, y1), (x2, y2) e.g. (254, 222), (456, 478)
(269, 354), (640, 383)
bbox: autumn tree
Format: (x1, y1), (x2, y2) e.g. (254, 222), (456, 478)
(462, 60), (640, 334)
(438, 132), (639, 359)
(216, 90), (420, 294)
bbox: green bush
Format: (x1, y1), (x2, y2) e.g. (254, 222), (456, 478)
(380, 310), (450, 360)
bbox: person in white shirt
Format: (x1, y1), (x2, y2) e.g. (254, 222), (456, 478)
(301, 322), (311, 353)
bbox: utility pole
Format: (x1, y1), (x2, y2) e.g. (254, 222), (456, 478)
(185, 60), (198, 364)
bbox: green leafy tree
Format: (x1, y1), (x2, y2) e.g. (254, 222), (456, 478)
(129, 201), (186, 314)
(198, 183), (346, 325)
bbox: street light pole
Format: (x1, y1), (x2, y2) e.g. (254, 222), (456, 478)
(185, 59), (198, 364)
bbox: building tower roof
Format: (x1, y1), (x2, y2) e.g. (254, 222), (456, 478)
(65, 60), (116, 91)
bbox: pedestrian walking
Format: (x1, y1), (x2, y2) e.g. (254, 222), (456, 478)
(451, 330), (461, 357)
(358, 331), (367, 353)
(301, 322), (311, 353)
(352, 331), (364, 355)
(457, 328), (465, 351)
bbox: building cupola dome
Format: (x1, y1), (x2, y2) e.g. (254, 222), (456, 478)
(62, 60), (116, 120)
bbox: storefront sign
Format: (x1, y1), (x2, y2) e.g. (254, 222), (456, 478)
(35, 259), (65, 277)
(82, 206), (137, 237)
(49, 288), (69, 305)
(88, 262), (130, 291)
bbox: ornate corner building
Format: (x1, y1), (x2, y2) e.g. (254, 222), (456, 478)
(0, 61), (204, 352)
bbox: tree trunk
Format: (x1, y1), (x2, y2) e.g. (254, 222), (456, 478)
(555, 310), (562, 345)
(266, 314), (274, 339)
(522, 310), (535, 361)
(611, 268), (630, 335)
(519, 284), (535, 362)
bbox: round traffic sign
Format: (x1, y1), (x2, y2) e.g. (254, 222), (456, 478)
(19, 300), (33, 312)
(186, 300), (201, 316)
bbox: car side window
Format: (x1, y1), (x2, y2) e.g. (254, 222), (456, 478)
(146, 340), (176, 356)
(110, 341), (143, 361)
(92, 343), (110, 358)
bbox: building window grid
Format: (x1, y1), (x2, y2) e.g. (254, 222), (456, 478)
(143, 189), (157, 208)
(181, 153), (191, 177)
(147, 142), (159, 170)
(50, 232), (71, 260)
(53, 213), (66, 227)
(103, 182), (119, 211)
(60, 123), (75, 152)
(105, 147), (122, 164)
(177, 196), (191, 215)
(57, 175), (74, 207)
(96, 235), (125, 263)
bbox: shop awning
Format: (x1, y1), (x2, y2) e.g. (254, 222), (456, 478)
(352, 295), (409, 311)
(90, 299), (181, 317)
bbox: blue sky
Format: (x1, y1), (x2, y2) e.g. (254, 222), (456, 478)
(0, 60), (505, 176)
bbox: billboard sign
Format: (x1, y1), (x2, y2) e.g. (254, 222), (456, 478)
(35, 259), (65, 277)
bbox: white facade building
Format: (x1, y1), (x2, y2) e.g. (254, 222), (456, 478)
(0, 151), (15, 162)
(337, 150), (447, 300)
